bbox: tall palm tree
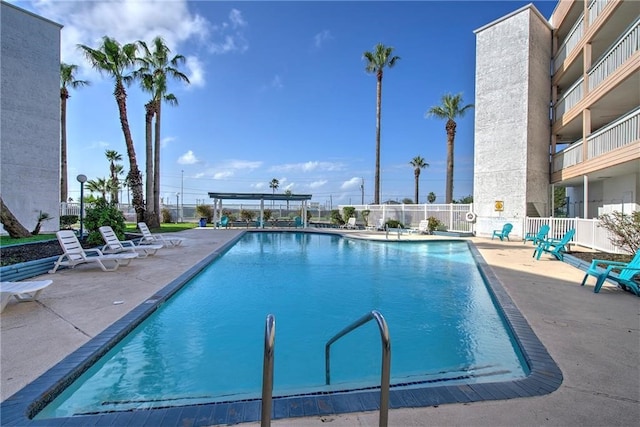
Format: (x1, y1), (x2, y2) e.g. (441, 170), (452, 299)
(409, 156), (429, 204)
(78, 36), (145, 221)
(284, 189), (292, 212)
(269, 178), (279, 207)
(137, 36), (190, 228)
(60, 63), (89, 203)
(427, 192), (436, 203)
(426, 93), (473, 204)
(363, 43), (400, 205)
(105, 150), (123, 203)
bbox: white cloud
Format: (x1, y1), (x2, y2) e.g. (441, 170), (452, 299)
(314, 30), (333, 48)
(161, 136), (176, 148)
(209, 9), (248, 54)
(271, 75), (283, 90)
(185, 56), (205, 88)
(309, 180), (327, 189)
(270, 161), (344, 173)
(341, 177), (361, 190)
(213, 171), (234, 179)
(178, 150), (199, 165)
(85, 140), (109, 150)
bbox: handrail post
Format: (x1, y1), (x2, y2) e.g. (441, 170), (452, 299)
(261, 314), (275, 427)
(325, 310), (391, 427)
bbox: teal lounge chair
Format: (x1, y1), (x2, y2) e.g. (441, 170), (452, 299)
(523, 224), (550, 245)
(491, 223), (513, 241)
(216, 216), (229, 229)
(294, 216), (303, 228)
(533, 228), (575, 260)
(581, 251), (640, 295)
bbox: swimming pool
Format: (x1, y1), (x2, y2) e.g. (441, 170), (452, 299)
(1, 231), (562, 426)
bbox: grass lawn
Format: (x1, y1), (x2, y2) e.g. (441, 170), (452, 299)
(0, 234), (57, 246)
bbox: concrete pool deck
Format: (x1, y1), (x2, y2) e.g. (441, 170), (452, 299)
(1, 227), (638, 426)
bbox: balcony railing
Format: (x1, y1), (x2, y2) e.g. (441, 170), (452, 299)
(552, 139), (583, 173)
(587, 107), (640, 159)
(553, 76), (584, 119)
(554, 12), (584, 74)
(588, 17), (640, 91)
(588, 0), (611, 27)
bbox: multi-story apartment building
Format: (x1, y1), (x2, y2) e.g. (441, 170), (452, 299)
(473, 0), (639, 238)
(1, 2), (62, 234)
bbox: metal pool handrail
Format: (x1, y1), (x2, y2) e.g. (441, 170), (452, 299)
(261, 314), (275, 427)
(325, 310), (391, 427)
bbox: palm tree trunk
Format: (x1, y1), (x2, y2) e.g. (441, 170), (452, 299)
(414, 171), (419, 204)
(0, 196), (31, 238)
(115, 82), (145, 222)
(60, 91), (68, 203)
(374, 73), (382, 204)
(153, 100), (162, 227)
(144, 101), (156, 226)
(445, 119), (457, 204)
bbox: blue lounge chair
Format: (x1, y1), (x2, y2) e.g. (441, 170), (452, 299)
(523, 224), (550, 245)
(491, 223), (513, 241)
(533, 229), (575, 260)
(294, 216), (303, 228)
(581, 251), (640, 295)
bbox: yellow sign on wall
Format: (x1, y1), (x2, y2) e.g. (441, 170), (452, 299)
(494, 200), (504, 211)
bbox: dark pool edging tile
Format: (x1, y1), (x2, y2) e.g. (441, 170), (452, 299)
(1, 234), (563, 426)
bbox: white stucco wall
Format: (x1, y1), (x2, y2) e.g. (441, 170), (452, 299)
(473, 5), (552, 238)
(1, 3), (62, 234)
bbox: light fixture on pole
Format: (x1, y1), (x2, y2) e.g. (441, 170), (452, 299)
(175, 192), (180, 223)
(76, 174), (87, 239)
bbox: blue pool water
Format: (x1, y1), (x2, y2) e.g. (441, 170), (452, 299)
(37, 233), (528, 419)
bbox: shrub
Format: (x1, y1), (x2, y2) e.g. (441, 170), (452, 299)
(598, 211), (640, 254)
(361, 209), (370, 227)
(195, 204), (213, 223)
(60, 215), (78, 230)
(161, 208), (173, 223)
(385, 219), (403, 229)
(84, 199), (126, 245)
(240, 209), (256, 223)
(342, 206), (356, 223)
(330, 209), (344, 225)
(427, 216), (442, 233)
(263, 209), (273, 222)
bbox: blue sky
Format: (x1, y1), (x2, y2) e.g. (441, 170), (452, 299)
(15, 0), (557, 207)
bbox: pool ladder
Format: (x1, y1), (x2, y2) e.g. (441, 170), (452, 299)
(261, 310), (391, 427)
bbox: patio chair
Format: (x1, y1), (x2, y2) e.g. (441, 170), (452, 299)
(99, 226), (163, 258)
(581, 251), (640, 295)
(216, 216), (229, 229)
(49, 230), (138, 273)
(341, 217), (357, 229)
(294, 216), (303, 228)
(523, 224), (550, 245)
(491, 223), (513, 241)
(137, 222), (184, 247)
(408, 220), (429, 234)
(1, 280), (53, 313)
(533, 229), (575, 261)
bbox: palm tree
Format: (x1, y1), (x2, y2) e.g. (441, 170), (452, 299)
(427, 192), (436, 204)
(269, 178), (279, 207)
(137, 36), (190, 228)
(78, 36), (145, 221)
(284, 189), (292, 212)
(426, 93), (474, 204)
(105, 150), (123, 203)
(86, 178), (109, 200)
(60, 63), (89, 203)
(363, 43), (400, 205)
(409, 156), (429, 204)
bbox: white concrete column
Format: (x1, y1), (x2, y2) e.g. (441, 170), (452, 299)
(583, 175), (589, 219)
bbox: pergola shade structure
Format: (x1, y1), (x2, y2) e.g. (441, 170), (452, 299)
(207, 192), (313, 227)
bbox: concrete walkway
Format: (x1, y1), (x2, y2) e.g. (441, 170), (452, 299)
(1, 228), (638, 426)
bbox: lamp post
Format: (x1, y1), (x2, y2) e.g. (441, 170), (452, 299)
(76, 174), (87, 239)
(175, 192), (180, 223)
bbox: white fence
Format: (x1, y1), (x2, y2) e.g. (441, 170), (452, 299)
(342, 204), (474, 233)
(524, 217), (630, 254)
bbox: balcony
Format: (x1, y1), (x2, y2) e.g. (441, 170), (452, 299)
(587, 106), (639, 159)
(553, 12), (584, 74)
(588, 0), (612, 27)
(588, 17), (639, 91)
(552, 107), (639, 173)
(553, 76), (583, 120)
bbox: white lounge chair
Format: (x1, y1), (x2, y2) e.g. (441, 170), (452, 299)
(1, 280), (53, 313)
(99, 226), (163, 258)
(408, 220), (430, 234)
(137, 222), (184, 247)
(341, 217), (358, 229)
(49, 230), (138, 273)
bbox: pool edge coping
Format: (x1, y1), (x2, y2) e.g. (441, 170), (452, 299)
(0, 233), (563, 426)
